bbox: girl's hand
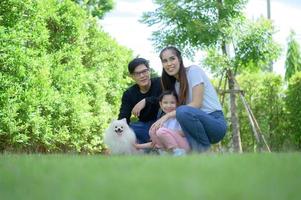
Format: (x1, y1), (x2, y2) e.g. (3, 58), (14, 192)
(134, 142), (152, 149)
(132, 99), (146, 117)
(133, 143), (140, 149)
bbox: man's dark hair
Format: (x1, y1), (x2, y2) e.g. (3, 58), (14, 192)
(128, 58), (149, 74)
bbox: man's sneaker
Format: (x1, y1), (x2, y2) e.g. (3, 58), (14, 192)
(172, 148), (186, 156)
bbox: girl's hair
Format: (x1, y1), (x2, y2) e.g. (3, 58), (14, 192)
(159, 46), (188, 105)
(159, 90), (179, 104)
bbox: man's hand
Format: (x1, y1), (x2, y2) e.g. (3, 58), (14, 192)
(132, 99), (146, 117)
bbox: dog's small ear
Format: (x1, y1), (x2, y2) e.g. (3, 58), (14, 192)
(121, 118), (127, 124)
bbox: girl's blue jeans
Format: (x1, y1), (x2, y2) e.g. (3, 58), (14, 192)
(176, 105), (227, 152)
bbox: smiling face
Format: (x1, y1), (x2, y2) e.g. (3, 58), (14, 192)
(131, 64), (151, 89)
(114, 123), (124, 136)
(111, 119), (128, 136)
(160, 49), (181, 79)
(159, 94), (177, 113)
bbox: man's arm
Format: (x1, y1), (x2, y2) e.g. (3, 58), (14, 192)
(145, 96), (159, 105)
(131, 98), (146, 117)
(144, 77), (162, 105)
(137, 77), (162, 121)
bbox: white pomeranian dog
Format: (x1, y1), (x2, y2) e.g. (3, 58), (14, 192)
(103, 118), (139, 155)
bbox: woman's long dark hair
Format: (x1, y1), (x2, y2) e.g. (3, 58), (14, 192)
(159, 46), (188, 105)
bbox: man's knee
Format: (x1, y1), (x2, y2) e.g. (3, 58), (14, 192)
(130, 123), (150, 143)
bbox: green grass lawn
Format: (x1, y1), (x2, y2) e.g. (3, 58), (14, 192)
(1, 153), (300, 200)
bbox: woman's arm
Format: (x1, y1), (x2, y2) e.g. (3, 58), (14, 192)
(186, 83), (204, 108)
(150, 110), (176, 132)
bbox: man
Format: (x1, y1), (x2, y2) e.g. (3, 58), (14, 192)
(118, 58), (162, 143)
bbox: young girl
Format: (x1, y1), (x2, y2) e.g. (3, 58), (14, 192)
(135, 90), (190, 156)
(151, 46), (227, 152)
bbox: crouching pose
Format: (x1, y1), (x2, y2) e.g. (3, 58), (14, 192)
(118, 58), (162, 144)
(136, 90), (190, 156)
(151, 46), (227, 152)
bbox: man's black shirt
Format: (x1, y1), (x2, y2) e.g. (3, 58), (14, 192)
(118, 77), (162, 124)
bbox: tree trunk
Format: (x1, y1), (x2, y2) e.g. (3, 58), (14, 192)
(218, 0), (242, 153)
(227, 69), (243, 153)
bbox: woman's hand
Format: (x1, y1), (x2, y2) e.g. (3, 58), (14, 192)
(150, 110), (176, 132)
(132, 99), (146, 117)
(150, 114), (168, 132)
(177, 131), (185, 137)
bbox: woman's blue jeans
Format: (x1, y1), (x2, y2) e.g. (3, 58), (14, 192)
(176, 105), (227, 152)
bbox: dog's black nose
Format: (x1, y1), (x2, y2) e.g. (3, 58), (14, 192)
(115, 128), (123, 133)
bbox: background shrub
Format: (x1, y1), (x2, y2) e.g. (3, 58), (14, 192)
(285, 72), (301, 150)
(219, 72), (287, 152)
(0, 0), (132, 153)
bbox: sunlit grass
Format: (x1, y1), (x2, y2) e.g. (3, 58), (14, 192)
(1, 153), (300, 200)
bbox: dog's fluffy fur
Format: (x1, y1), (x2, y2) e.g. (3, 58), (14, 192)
(104, 118), (138, 155)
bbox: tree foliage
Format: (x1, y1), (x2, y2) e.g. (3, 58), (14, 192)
(142, 0), (247, 57)
(72, 0), (114, 19)
(200, 17), (281, 75)
(233, 17), (281, 72)
(142, 0), (281, 74)
(0, 0), (132, 153)
(284, 31), (301, 81)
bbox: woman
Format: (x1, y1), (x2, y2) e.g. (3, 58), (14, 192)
(151, 46), (227, 152)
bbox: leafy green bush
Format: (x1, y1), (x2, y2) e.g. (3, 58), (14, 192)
(236, 73), (287, 151)
(233, 73), (286, 151)
(219, 73), (286, 152)
(285, 72), (301, 149)
(0, 0), (132, 153)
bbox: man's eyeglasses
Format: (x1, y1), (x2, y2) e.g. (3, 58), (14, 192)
(132, 68), (149, 77)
